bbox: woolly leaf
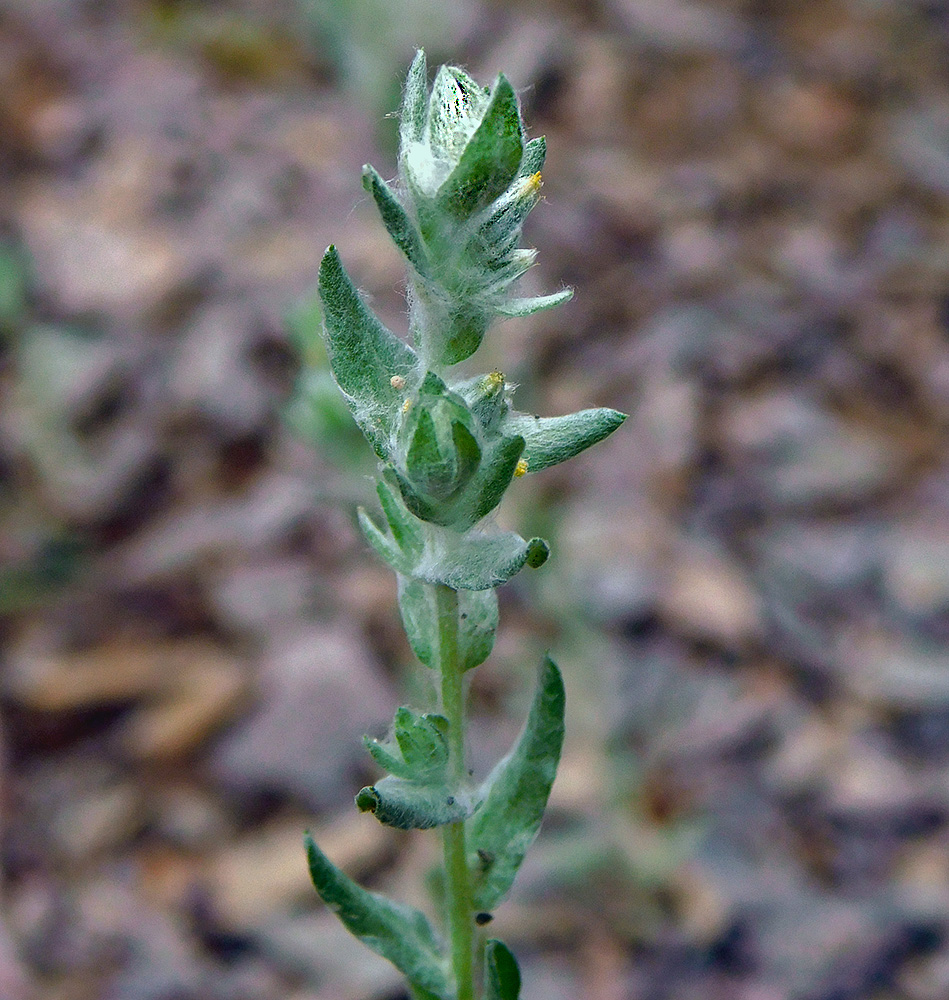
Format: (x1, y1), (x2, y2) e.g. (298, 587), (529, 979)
(364, 708), (448, 782)
(360, 479), (537, 590)
(376, 478), (424, 558)
(525, 537), (550, 569)
(394, 708), (449, 779)
(468, 657), (565, 909)
(455, 371), (508, 435)
(356, 775), (471, 829)
(485, 940), (521, 1000)
(400, 50), (429, 149)
(304, 834), (451, 998)
(358, 507), (414, 576)
(364, 734), (415, 780)
(436, 75), (523, 219)
(318, 246), (417, 458)
(362, 165), (430, 277)
(422, 525), (532, 591)
(428, 66), (491, 168)
(440, 304), (490, 366)
(518, 136), (546, 177)
(503, 408), (627, 474)
(463, 433), (525, 526)
(496, 288), (573, 318)
(397, 575), (499, 671)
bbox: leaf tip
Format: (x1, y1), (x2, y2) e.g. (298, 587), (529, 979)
(356, 786), (380, 814)
(525, 537), (549, 568)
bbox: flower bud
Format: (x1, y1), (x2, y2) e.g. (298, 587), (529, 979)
(394, 373), (482, 522)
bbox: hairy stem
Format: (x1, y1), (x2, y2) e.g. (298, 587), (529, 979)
(435, 583), (476, 1000)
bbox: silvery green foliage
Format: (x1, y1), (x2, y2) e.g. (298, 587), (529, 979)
(303, 52), (626, 1000)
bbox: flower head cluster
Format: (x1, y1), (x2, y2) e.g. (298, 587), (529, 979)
(314, 51), (625, 589)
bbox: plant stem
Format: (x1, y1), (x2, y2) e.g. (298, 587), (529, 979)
(435, 583), (476, 1000)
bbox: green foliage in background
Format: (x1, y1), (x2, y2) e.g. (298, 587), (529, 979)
(0, 238), (86, 614)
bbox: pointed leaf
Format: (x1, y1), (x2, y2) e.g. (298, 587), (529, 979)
(304, 833), (451, 998)
(376, 478), (424, 557)
(400, 50), (429, 148)
(496, 288), (573, 317)
(364, 734), (416, 780)
(485, 940), (521, 1000)
(455, 371), (508, 434)
(407, 407), (447, 486)
(436, 75), (524, 219)
(428, 66), (491, 165)
(468, 657), (565, 909)
(518, 136), (546, 177)
(395, 708), (449, 778)
(440, 304), (491, 365)
(318, 245), (418, 458)
(503, 407), (627, 474)
(398, 575), (499, 670)
(464, 433), (525, 525)
(525, 537), (550, 569)
(457, 586), (499, 670)
(363, 165), (431, 277)
(397, 574), (438, 667)
(482, 247), (537, 287)
(479, 184), (541, 261)
(356, 775), (471, 829)
(358, 507), (414, 576)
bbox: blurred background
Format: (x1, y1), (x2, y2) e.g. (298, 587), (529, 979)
(2, 0), (949, 998)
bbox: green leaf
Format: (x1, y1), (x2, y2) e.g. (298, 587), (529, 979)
(361, 474), (534, 589)
(525, 537), (550, 569)
(428, 66), (491, 167)
(440, 304), (490, 366)
(304, 833), (452, 998)
(376, 478), (424, 558)
(485, 940), (521, 1000)
(362, 165), (431, 277)
(395, 422), (523, 530)
(468, 657), (565, 910)
(0, 241), (31, 338)
(496, 288), (573, 318)
(518, 136), (546, 177)
(463, 433), (525, 525)
(397, 575), (438, 667)
(356, 775), (472, 829)
(436, 75), (524, 219)
(395, 708), (449, 779)
(409, 987), (443, 1000)
(455, 371), (508, 434)
(482, 247), (536, 288)
(318, 245), (418, 458)
(400, 49), (429, 148)
(503, 407), (627, 473)
(398, 576), (499, 670)
(426, 524), (532, 590)
(457, 586), (500, 669)
(358, 507), (414, 576)
(364, 708), (449, 782)
(364, 734), (415, 779)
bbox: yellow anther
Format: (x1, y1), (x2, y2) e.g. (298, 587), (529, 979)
(514, 458), (529, 478)
(401, 398), (413, 414)
(483, 370), (505, 392)
(521, 171), (542, 197)
(390, 374), (407, 390)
